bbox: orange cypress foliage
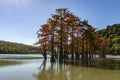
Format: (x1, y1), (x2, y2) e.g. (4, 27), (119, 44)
(36, 8), (100, 61)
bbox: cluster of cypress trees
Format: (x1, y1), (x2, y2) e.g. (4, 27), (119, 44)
(36, 8), (120, 63)
(36, 8), (101, 62)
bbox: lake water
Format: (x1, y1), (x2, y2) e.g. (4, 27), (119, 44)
(0, 54), (120, 80)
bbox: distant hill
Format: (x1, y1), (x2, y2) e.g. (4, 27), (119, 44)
(0, 40), (39, 54)
(98, 24), (120, 55)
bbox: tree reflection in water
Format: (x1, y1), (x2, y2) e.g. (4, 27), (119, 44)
(33, 60), (83, 80)
(33, 59), (120, 80)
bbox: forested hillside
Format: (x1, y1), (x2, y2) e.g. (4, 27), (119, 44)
(98, 24), (120, 55)
(0, 40), (39, 54)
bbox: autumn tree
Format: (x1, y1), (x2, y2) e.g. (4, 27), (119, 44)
(36, 8), (99, 62)
(98, 39), (110, 58)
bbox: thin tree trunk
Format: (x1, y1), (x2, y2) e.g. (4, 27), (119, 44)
(59, 17), (63, 63)
(51, 35), (55, 62)
(76, 32), (79, 60)
(81, 36), (85, 64)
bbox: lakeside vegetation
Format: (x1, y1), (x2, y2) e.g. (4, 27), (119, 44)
(0, 40), (39, 54)
(35, 8), (120, 63)
(98, 24), (120, 55)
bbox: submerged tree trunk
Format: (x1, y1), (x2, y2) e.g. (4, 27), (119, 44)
(51, 36), (55, 62)
(85, 52), (88, 64)
(71, 50), (74, 60)
(100, 53), (106, 58)
(75, 52), (79, 60)
(81, 36), (85, 64)
(59, 18), (63, 63)
(51, 54), (55, 62)
(42, 51), (47, 60)
(76, 32), (79, 60)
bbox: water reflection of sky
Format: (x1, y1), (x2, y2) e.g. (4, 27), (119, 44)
(0, 59), (120, 80)
(0, 54), (44, 58)
(0, 59), (44, 80)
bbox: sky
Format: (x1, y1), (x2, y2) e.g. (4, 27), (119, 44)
(0, 0), (120, 45)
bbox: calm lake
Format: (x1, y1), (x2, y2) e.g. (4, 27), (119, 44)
(0, 54), (120, 80)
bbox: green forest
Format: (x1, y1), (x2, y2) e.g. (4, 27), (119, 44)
(0, 40), (39, 54)
(98, 24), (120, 55)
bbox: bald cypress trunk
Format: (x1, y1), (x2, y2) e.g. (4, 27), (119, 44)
(59, 17), (63, 63)
(51, 35), (55, 62)
(81, 36), (85, 64)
